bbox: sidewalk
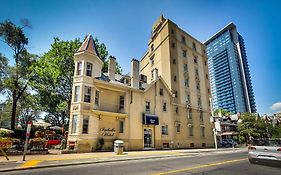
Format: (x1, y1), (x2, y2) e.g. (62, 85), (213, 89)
(0, 148), (246, 172)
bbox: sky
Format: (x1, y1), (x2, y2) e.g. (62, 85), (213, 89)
(0, 0), (281, 115)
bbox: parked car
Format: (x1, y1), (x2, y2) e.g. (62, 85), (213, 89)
(248, 139), (281, 166)
(220, 139), (237, 147)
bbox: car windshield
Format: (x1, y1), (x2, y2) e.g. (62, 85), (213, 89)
(253, 139), (281, 146)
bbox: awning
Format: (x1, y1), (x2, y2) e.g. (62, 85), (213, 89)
(143, 114), (159, 125)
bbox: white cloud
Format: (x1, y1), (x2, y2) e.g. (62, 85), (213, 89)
(270, 102), (281, 111)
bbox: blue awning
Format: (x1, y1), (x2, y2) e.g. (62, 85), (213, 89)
(143, 114), (159, 125)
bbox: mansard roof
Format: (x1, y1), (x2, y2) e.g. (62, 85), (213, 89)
(77, 34), (100, 58)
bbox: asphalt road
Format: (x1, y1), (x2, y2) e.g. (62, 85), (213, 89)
(2, 151), (281, 175)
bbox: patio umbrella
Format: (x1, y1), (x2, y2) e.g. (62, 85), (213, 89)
(49, 126), (63, 130)
(0, 128), (14, 133)
(33, 120), (51, 129)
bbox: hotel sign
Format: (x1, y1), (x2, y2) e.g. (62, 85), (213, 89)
(143, 114), (159, 125)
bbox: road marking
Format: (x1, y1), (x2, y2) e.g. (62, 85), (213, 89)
(18, 160), (42, 168)
(151, 158), (248, 175)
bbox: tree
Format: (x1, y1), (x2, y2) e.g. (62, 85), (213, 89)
(93, 37), (122, 74)
(30, 37), (122, 127)
(214, 108), (231, 116)
(17, 93), (41, 129)
(29, 37), (81, 127)
(0, 53), (8, 92)
(0, 20), (35, 130)
(237, 113), (267, 143)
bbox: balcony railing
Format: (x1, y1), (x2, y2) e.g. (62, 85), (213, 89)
(94, 101), (125, 114)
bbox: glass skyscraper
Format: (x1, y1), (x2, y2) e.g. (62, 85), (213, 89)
(205, 23), (256, 114)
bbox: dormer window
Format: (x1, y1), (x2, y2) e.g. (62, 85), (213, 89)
(77, 62), (82, 76)
(86, 62), (93, 77)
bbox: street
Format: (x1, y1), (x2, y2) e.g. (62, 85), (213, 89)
(2, 151), (280, 175)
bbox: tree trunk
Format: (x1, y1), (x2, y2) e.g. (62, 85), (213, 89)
(11, 90), (17, 130)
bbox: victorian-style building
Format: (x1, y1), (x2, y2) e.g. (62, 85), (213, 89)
(67, 15), (214, 152)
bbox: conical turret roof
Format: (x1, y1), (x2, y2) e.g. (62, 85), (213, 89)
(77, 34), (100, 57)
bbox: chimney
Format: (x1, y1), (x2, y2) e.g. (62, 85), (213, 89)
(131, 58), (140, 88)
(108, 56), (116, 80)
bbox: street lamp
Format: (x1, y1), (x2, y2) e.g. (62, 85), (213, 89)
(209, 98), (218, 150)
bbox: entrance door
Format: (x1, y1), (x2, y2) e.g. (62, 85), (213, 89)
(144, 128), (153, 148)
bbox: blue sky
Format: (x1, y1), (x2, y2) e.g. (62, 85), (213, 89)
(0, 0), (281, 115)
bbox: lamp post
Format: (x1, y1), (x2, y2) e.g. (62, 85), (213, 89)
(209, 98), (218, 150)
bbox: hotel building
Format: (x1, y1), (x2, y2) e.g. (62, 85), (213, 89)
(67, 15), (214, 152)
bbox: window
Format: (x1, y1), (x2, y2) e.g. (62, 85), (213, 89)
(201, 126), (205, 137)
(140, 74), (147, 83)
(194, 56), (198, 64)
(163, 102), (167, 111)
(159, 88), (164, 96)
(76, 62), (82, 76)
(176, 124), (180, 132)
(196, 83), (200, 91)
(172, 42), (175, 48)
(195, 68), (199, 77)
(145, 101), (150, 112)
(189, 125), (193, 136)
(74, 86), (80, 102)
(192, 42), (197, 51)
(162, 125), (168, 135)
(174, 76), (177, 82)
(171, 29), (174, 34)
(182, 50), (187, 58)
(151, 68), (158, 80)
(174, 91), (178, 98)
(151, 44), (154, 51)
(188, 109), (192, 119)
(84, 86), (91, 103)
(119, 120), (124, 133)
(150, 56), (154, 65)
(95, 91), (99, 105)
(71, 115), (78, 134)
(184, 79), (189, 87)
(183, 64), (188, 71)
(86, 62), (93, 77)
(202, 143), (206, 147)
(207, 88), (210, 94)
(173, 59), (176, 64)
(175, 107), (178, 114)
(200, 111), (204, 122)
(198, 96), (201, 107)
(119, 96), (125, 110)
(190, 143), (194, 147)
(181, 35), (186, 44)
(82, 116), (89, 134)
(204, 60), (207, 66)
(186, 94), (190, 104)
(206, 74), (209, 80)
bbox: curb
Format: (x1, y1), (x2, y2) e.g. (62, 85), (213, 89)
(0, 148), (246, 173)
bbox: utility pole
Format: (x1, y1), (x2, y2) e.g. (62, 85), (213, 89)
(23, 121), (32, 161)
(209, 98), (218, 150)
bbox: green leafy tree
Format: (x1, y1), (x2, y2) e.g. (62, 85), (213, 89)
(30, 37), (122, 127)
(0, 53), (8, 92)
(0, 20), (35, 130)
(214, 108), (231, 116)
(94, 37), (122, 74)
(29, 37), (81, 127)
(237, 113), (267, 143)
